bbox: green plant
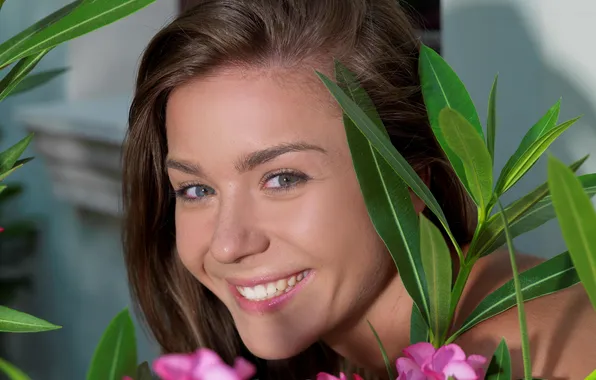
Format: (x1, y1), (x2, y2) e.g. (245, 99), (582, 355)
(0, 0), (155, 377)
(0, 2), (594, 378)
(317, 45), (596, 379)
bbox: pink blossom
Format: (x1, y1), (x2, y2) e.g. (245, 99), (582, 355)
(316, 372), (365, 380)
(395, 342), (487, 380)
(152, 348), (256, 380)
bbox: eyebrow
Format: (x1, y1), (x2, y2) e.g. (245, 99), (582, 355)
(165, 142), (327, 176)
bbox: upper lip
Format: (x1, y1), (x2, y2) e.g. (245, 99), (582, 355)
(226, 269), (309, 287)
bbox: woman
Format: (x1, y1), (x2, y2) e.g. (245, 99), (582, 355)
(121, 0), (596, 379)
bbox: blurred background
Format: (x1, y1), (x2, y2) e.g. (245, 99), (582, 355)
(0, 0), (595, 378)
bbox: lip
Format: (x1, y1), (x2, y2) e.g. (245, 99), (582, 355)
(229, 270), (314, 314)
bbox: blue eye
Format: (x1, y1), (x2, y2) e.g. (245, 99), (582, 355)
(263, 170), (309, 190)
(175, 184), (216, 201)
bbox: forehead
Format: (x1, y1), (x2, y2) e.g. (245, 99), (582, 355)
(165, 66), (344, 157)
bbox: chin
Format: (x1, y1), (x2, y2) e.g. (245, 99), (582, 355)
(236, 322), (319, 360)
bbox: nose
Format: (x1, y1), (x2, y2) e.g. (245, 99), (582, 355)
(209, 195), (270, 264)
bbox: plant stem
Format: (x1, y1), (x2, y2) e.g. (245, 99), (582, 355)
(441, 258), (475, 344)
(498, 200), (532, 380)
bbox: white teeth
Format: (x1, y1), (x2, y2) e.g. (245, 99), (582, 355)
(254, 285), (267, 299)
(236, 270), (310, 301)
(276, 279), (287, 292)
(266, 283), (277, 296)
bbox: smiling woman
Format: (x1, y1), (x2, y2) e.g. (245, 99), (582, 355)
(121, 1), (474, 378)
(119, 1), (530, 379)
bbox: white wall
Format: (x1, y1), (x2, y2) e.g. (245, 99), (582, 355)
(442, 0), (596, 258)
(67, 0), (178, 99)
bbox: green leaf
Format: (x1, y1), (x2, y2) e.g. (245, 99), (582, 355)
(586, 369), (596, 380)
(0, 0), (5, 12)
(0, 1), (82, 69)
(86, 308), (137, 380)
(495, 100), (579, 195)
(450, 251), (579, 340)
(473, 155), (591, 257)
(0, 50), (49, 101)
(316, 67), (455, 252)
(0, 305), (61, 332)
(0, 183), (23, 202)
(485, 338), (511, 380)
(410, 304), (429, 344)
(439, 107), (493, 212)
(8, 67), (67, 97)
(420, 214), (451, 345)
(135, 362), (153, 380)
(497, 100), (560, 192)
(0, 0), (156, 68)
(367, 320), (395, 380)
(0, 185), (7, 195)
(548, 155), (596, 308)
(487, 74), (498, 164)
(334, 61), (429, 322)
(498, 199), (532, 380)
(0, 357), (31, 380)
(419, 44), (484, 198)
(0, 134), (33, 174)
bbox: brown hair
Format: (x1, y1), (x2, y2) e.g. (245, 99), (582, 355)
(122, 0), (474, 379)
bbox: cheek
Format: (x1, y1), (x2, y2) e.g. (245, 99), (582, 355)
(174, 204), (214, 281)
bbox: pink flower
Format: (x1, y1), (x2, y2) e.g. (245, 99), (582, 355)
(152, 348), (256, 380)
(316, 372), (365, 380)
(395, 343), (487, 380)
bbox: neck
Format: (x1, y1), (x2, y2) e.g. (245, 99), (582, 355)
(322, 274), (413, 378)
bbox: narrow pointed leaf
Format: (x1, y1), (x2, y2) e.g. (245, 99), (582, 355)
(0, 305), (61, 332)
(419, 44), (484, 197)
(0, 358), (31, 380)
(485, 338), (511, 380)
(0, 0), (5, 12)
(410, 305), (429, 344)
(367, 320), (395, 380)
(0, 133), (33, 178)
(473, 156), (591, 257)
(8, 67), (67, 97)
(495, 104), (581, 196)
(334, 62), (429, 322)
(0, 1), (82, 69)
(439, 108), (493, 211)
(496, 101), (560, 194)
(420, 214), (451, 344)
(317, 69), (451, 244)
(500, 116), (580, 193)
(451, 251), (579, 339)
(0, 185), (6, 195)
(0, 50), (49, 101)
(0, 0), (156, 68)
(548, 156), (596, 308)
(86, 308), (137, 380)
(487, 75), (498, 164)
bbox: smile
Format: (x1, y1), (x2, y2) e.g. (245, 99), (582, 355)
(236, 270), (310, 301)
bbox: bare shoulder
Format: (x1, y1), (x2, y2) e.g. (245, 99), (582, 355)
(454, 249), (596, 379)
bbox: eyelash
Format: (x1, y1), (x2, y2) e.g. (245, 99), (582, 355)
(173, 169), (311, 203)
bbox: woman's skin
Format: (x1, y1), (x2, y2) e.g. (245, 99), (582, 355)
(164, 65), (596, 379)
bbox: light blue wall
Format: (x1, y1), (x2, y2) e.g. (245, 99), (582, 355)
(0, 2), (158, 379)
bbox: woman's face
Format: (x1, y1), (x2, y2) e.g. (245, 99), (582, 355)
(165, 66), (398, 359)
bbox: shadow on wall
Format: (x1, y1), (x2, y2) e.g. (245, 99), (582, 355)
(443, 2), (596, 259)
